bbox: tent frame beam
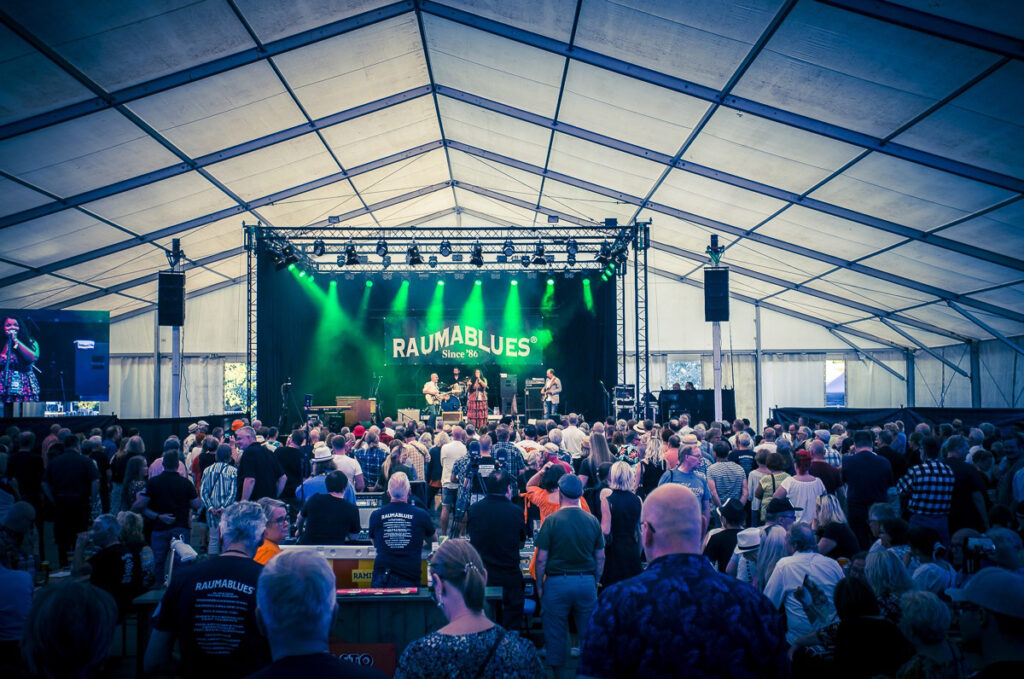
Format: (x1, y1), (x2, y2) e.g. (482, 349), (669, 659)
(947, 301), (1024, 359)
(879, 318), (969, 377)
(828, 329), (906, 381)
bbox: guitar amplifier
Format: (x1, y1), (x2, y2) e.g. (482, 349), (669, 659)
(524, 386), (544, 416)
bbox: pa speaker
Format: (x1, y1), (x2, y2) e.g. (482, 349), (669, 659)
(158, 272), (186, 326)
(704, 267), (729, 322)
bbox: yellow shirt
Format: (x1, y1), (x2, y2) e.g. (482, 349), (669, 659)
(253, 541), (281, 565)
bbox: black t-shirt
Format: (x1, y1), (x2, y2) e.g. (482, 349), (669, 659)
(946, 458), (987, 531)
(368, 502), (434, 583)
(703, 528), (740, 573)
(276, 445), (308, 499)
(728, 449), (755, 476)
(810, 460), (843, 494)
(8, 450), (44, 499)
(237, 444), (284, 501)
(842, 451), (893, 509)
(144, 471), (198, 528)
(44, 451), (99, 504)
(299, 494), (361, 545)
(245, 653), (387, 679)
(819, 521), (860, 560)
(876, 446), (907, 482)
(154, 555), (270, 679)
(89, 543), (142, 616)
(467, 495), (526, 585)
(89, 449), (112, 495)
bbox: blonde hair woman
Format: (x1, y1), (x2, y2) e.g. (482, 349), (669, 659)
(754, 525), (788, 591)
(598, 461), (642, 588)
(635, 427), (665, 498)
(813, 494), (860, 560)
(394, 539), (542, 679)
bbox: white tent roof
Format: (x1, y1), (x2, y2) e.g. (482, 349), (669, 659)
(1, 0), (1022, 351)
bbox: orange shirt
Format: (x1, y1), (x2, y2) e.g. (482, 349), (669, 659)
(253, 541), (281, 565)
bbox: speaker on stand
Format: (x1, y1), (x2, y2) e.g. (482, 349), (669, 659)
(704, 267), (729, 322)
(158, 272), (186, 326)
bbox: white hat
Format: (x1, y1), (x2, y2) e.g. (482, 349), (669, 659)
(312, 444), (333, 463)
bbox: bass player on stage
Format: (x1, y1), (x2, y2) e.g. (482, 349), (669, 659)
(542, 368), (562, 418)
(467, 369), (488, 431)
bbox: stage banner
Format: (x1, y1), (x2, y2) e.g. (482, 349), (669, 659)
(385, 317), (545, 365)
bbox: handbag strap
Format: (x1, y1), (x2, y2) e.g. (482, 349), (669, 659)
(470, 628), (506, 679)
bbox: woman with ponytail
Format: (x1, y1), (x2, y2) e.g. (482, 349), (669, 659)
(395, 539), (543, 679)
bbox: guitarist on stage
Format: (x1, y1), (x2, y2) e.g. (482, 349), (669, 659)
(542, 368), (562, 419)
(422, 373), (443, 418)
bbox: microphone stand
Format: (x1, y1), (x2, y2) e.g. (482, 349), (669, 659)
(278, 379), (292, 431)
(598, 380), (612, 420)
(2, 333), (14, 405)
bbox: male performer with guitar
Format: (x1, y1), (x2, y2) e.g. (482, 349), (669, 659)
(542, 368), (562, 418)
(423, 373), (443, 420)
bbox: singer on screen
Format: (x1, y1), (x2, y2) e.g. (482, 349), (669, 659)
(2, 316), (40, 402)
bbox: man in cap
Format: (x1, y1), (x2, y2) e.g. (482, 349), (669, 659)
(949, 567), (1024, 677)
(535, 473), (604, 677)
(658, 434), (713, 533)
(578, 485), (787, 679)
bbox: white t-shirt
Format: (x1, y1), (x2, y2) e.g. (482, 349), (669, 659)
(333, 454), (363, 485)
(780, 476), (826, 523)
(440, 441), (468, 488)
(561, 426), (585, 456)
(763, 551), (844, 644)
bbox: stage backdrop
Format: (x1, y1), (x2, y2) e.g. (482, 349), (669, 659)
(257, 257), (616, 428)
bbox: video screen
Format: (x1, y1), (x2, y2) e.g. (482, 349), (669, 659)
(1, 309), (110, 402)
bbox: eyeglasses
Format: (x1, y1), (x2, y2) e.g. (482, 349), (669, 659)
(270, 515), (289, 524)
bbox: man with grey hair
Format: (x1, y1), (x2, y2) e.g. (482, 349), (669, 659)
(147, 501), (271, 679)
(368, 472), (434, 587)
(247, 550), (386, 678)
(546, 428), (573, 466)
(439, 426), (467, 536)
(763, 523), (844, 644)
(562, 414), (585, 458)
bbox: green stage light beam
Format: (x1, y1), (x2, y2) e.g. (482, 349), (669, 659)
(582, 277), (594, 313)
(503, 276), (522, 338)
(391, 279), (410, 316)
(357, 280), (371, 322)
(460, 276), (485, 329)
(541, 276), (556, 315)
(306, 278), (350, 396)
(426, 278), (445, 331)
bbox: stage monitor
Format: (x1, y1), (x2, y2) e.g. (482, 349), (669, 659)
(1, 309), (110, 402)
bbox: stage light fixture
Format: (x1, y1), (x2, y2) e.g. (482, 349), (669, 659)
(428, 255), (438, 268)
(502, 239), (515, 257)
(532, 241), (547, 265)
(566, 238), (578, 256)
(511, 280), (518, 286)
(475, 280), (482, 286)
(470, 241), (484, 268)
(546, 278), (555, 286)
(365, 280), (373, 288)
(406, 242), (423, 266)
(376, 239), (388, 257)
(521, 255), (530, 268)
(596, 241), (612, 264)
(437, 280), (444, 287)
(345, 241), (359, 266)
(439, 239), (452, 257)
(567, 251), (577, 266)
(381, 255), (391, 269)
(312, 239), (326, 257)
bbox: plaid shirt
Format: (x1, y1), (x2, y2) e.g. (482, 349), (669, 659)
(824, 448), (843, 468)
(896, 459), (955, 516)
(491, 441), (526, 494)
(356, 444), (389, 488)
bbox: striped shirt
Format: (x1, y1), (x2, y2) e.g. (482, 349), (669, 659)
(707, 461), (746, 504)
(896, 460), (955, 516)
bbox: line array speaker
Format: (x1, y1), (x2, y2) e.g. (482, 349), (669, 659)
(704, 267), (729, 323)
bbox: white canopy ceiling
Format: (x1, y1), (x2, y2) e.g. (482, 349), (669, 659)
(1, 0), (1022, 352)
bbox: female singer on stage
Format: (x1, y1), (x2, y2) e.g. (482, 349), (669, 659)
(1, 316), (40, 402)
(467, 369), (488, 431)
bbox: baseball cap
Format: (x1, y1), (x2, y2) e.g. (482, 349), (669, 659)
(765, 497), (802, 516)
(231, 419), (245, 431)
(557, 473), (583, 499)
(353, 425), (366, 437)
(947, 567), (1024, 619)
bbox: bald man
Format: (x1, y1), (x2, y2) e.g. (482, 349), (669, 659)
(578, 485), (788, 679)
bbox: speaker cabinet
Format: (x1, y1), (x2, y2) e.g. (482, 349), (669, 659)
(704, 267), (729, 322)
(158, 272), (186, 326)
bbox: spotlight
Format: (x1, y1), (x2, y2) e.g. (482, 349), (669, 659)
(470, 241), (484, 268)
(312, 239), (326, 257)
(365, 280), (373, 288)
(437, 280), (444, 287)
(345, 241), (359, 266)
(376, 239), (388, 258)
(406, 242), (422, 266)
(439, 239), (452, 257)
(532, 241), (547, 266)
(502, 239), (515, 257)
(595, 241), (612, 264)
(546, 278), (555, 286)
(566, 238), (578, 256)
(428, 255), (438, 269)
(381, 255), (391, 269)
(511, 280), (518, 286)
(521, 254), (530, 268)
(475, 280), (482, 287)
(567, 251), (576, 266)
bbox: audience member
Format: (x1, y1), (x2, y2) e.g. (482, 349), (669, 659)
(843, 430), (895, 549)
(949, 567), (1024, 677)
(42, 440), (98, 568)
(368, 473), (434, 587)
(135, 449), (200, 582)
(703, 498), (744, 572)
(237, 426), (286, 502)
(22, 581), (117, 679)
(77, 513), (143, 619)
(774, 450), (826, 523)
(467, 471), (526, 631)
(597, 461), (642, 586)
(199, 443), (238, 554)
(813, 494), (859, 560)
(254, 497), (289, 564)
(297, 471), (361, 545)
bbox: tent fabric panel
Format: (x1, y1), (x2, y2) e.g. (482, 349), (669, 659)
(536, 178), (638, 225)
(126, 61), (308, 159)
(681, 107), (862, 195)
(939, 200), (1024, 254)
(57, 246), (171, 290)
(320, 97), (441, 170)
(3, 0), (257, 92)
(0, 176), (51, 218)
(0, 109), (180, 198)
(558, 61), (711, 156)
(66, 294), (151, 315)
(804, 268), (939, 312)
(205, 133), (341, 203)
(894, 61), (1024, 179)
(233, 0), (397, 43)
(574, 0), (787, 90)
(368, 189), (455, 226)
(720, 238), (836, 280)
(0, 274), (95, 309)
(843, 318), (955, 350)
(859, 241), (1022, 294)
(755, 206), (904, 262)
(733, 1), (1000, 138)
(254, 183), (361, 226)
(453, 188), (538, 224)
(914, 345), (973, 407)
(890, 0), (1024, 40)
(154, 215), (251, 260)
(645, 211), (723, 246)
(546, 132), (666, 199)
(438, 97), (551, 167)
(348, 148), (450, 205)
(449, 149), (545, 199)
(760, 289), (870, 325)
(809, 152), (1016, 231)
(82, 171), (237, 236)
(434, 0), (579, 42)
(273, 14), (429, 119)
(0, 24), (94, 126)
(1, 211), (128, 269)
(653, 167), (788, 230)
(963, 283), (1024, 312)
(424, 14), (565, 118)
(899, 303), (1024, 341)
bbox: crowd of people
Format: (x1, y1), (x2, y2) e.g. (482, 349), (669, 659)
(0, 412), (1022, 678)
